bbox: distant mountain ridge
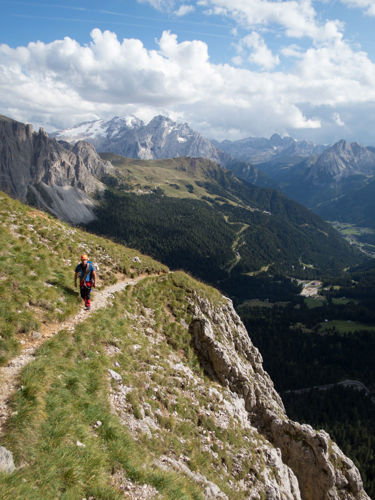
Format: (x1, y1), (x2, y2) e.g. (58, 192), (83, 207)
(275, 140), (375, 207)
(53, 115), (323, 189)
(212, 133), (326, 165)
(248, 139), (375, 245)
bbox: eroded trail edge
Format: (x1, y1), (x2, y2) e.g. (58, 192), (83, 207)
(0, 274), (153, 435)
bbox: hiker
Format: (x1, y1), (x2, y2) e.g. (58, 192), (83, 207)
(74, 254), (96, 310)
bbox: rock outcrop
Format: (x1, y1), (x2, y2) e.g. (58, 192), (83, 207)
(0, 446), (15, 474)
(0, 114), (112, 223)
(188, 294), (370, 500)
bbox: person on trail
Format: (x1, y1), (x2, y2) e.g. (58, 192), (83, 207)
(74, 254), (96, 310)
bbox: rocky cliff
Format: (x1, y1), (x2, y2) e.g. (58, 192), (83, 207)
(0, 114), (112, 223)
(188, 292), (369, 499)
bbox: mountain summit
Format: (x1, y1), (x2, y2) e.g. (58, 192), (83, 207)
(306, 140), (375, 183)
(53, 115), (221, 163)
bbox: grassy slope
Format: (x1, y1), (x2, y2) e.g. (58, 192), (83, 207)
(0, 194), (275, 498)
(0, 192), (167, 365)
(99, 154), (250, 205)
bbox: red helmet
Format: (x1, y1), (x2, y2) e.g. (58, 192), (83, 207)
(81, 254), (89, 261)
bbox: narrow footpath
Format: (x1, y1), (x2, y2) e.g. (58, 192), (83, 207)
(0, 274), (150, 435)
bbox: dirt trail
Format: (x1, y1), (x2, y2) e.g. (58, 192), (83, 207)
(0, 274), (152, 435)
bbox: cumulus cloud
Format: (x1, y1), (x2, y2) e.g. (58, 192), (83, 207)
(198, 0), (341, 43)
(281, 44), (305, 59)
(1, 25), (375, 142)
(234, 32), (280, 70)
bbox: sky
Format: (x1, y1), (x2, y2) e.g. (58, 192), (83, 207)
(1, 0), (375, 144)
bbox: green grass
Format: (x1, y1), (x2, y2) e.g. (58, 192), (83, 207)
(245, 264), (273, 277)
(331, 297), (356, 305)
(0, 192), (168, 365)
(99, 154), (250, 209)
(318, 320), (375, 334)
(0, 273), (269, 499)
(304, 296), (327, 309)
(331, 222), (375, 237)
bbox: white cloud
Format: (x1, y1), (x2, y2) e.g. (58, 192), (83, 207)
(137, 0), (175, 11)
(340, 0), (375, 16)
(281, 44), (305, 58)
(1, 27), (375, 143)
(198, 0), (340, 43)
(232, 55), (243, 66)
(174, 4), (195, 16)
(235, 32), (280, 70)
(333, 112), (345, 126)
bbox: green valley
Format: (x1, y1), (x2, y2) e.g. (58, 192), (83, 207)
(88, 154), (362, 304)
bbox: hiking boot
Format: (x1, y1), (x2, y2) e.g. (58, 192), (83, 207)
(85, 305), (91, 311)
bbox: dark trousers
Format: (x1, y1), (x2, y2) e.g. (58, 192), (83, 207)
(80, 280), (92, 307)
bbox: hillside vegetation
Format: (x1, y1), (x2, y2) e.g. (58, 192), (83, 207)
(0, 192), (167, 366)
(90, 155), (362, 303)
(1, 272), (255, 499)
(0, 193), (312, 499)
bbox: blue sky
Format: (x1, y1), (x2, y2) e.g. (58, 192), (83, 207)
(1, 0), (375, 144)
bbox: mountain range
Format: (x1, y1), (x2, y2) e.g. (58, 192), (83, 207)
(51, 114), (375, 254)
(270, 140), (375, 230)
(54, 116), (326, 172)
(212, 133), (326, 165)
(0, 114), (364, 302)
(53, 115), (221, 164)
(1, 112), (374, 497)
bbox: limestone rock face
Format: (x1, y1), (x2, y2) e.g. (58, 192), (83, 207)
(188, 294), (370, 500)
(0, 115), (112, 223)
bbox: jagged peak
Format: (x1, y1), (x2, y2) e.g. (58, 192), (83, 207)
(269, 132), (283, 144)
(147, 114), (175, 126)
(330, 139), (365, 151)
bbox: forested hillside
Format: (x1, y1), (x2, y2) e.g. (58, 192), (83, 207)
(88, 155), (362, 303)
